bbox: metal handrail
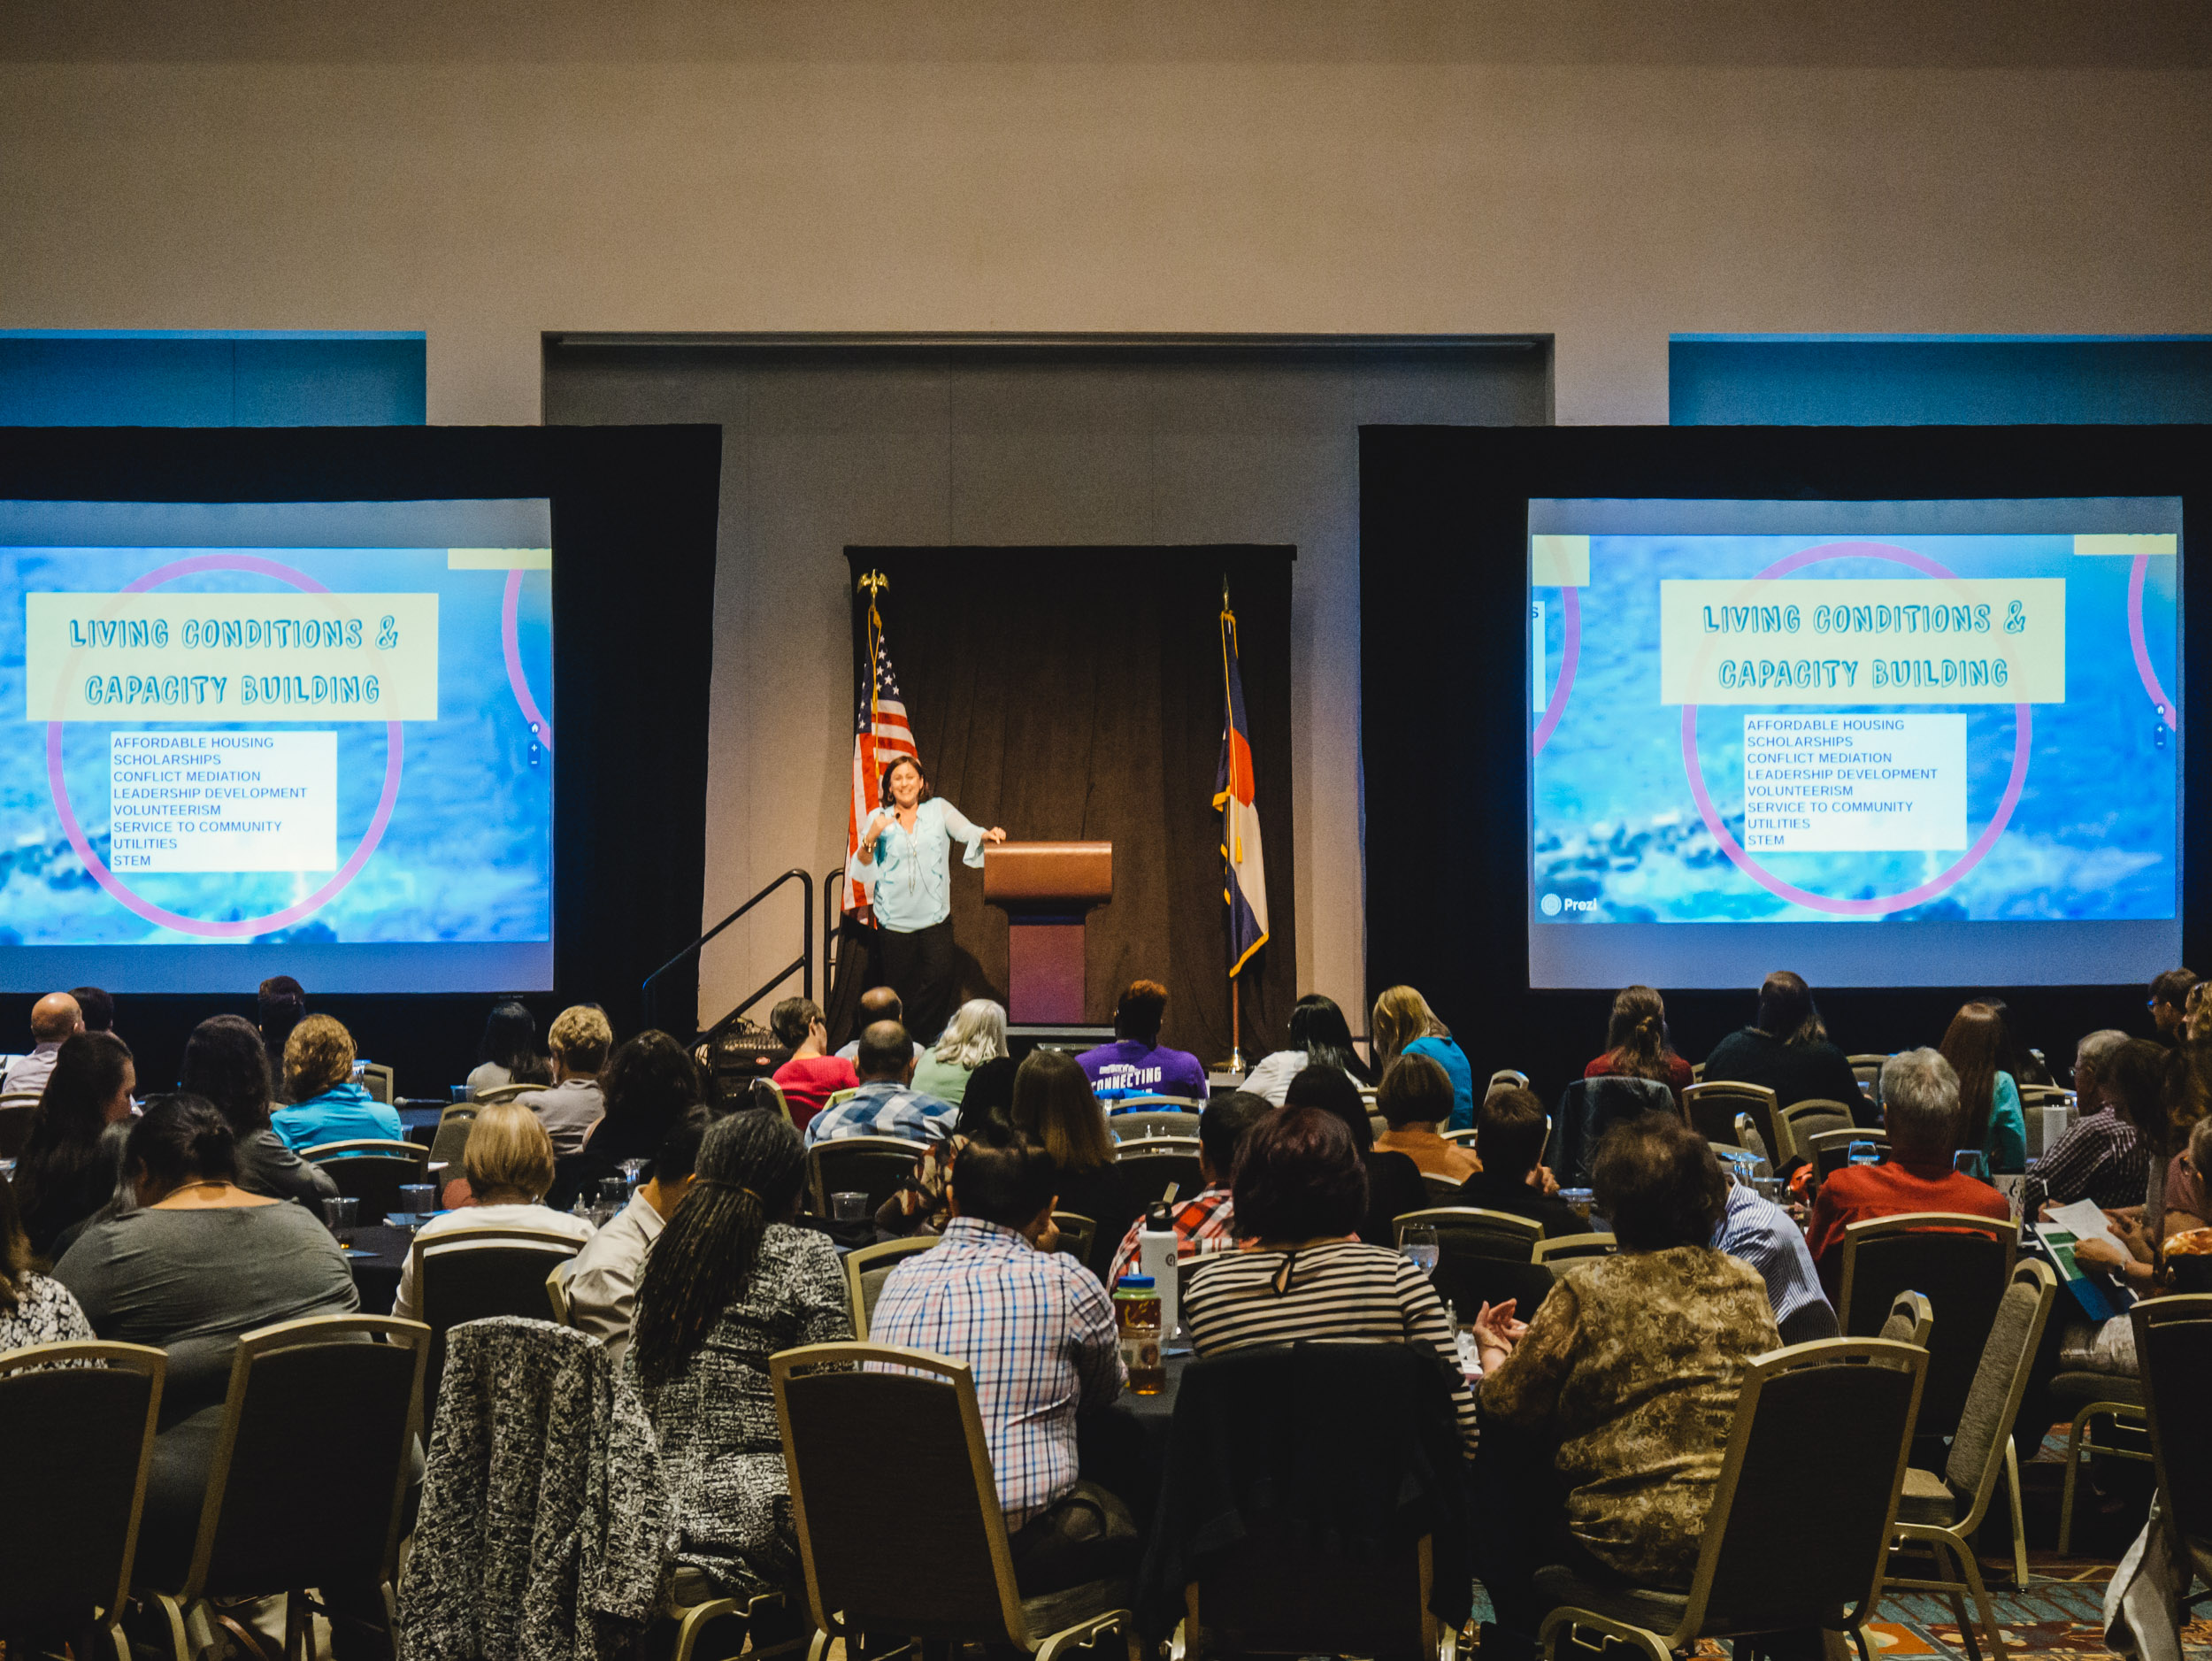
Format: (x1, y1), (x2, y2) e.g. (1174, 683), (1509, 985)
(822, 866), (848, 992)
(642, 867), (812, 1040)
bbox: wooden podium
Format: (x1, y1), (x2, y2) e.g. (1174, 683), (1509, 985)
(984, 842), (1112, 1026)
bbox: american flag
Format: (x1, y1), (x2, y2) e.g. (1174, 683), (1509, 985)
(846, 605), (916, 920)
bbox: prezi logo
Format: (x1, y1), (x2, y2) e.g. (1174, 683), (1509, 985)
(1539, 893), (1563, 917)
(1540, 893), (1597, 916)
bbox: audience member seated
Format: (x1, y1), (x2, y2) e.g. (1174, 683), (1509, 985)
(12, 1029), (134, 1255)
(272, 1015), (403, 1152)
(567, 1107), (710, 1364)
(178, 1014), (337, 1209)
(832, 986), (921, 1066)
(553, 1029), (707, 1211)
(2148, 966), (2197, 1042)
(394, 1102), (595, 1319)
(2166, 1115), (2212, 1237)
(1242, 993), (1374, 1105)
(1077, 980), (1210, 1105)
(1805, 1047), (2008, 1298)
(1104, 1089), (1269, 1285)
(517, 1004), (613, 1157)
(803, 1021), (957, 1145)
(4, 990), (83, 1098)
(1010, 1047), (1122, 1238)
(1583, 984), (1694, 1105)
(1939, 1000), (2027, 1173)
(1712, 1163), (1835, 1342)
(1372, 1054), (1481, 1180)
(2021, 1028), (2143, 1217)
(768, 996), (859, 1129)
(466, 998), (553, 1096)
(873, 1055), (1019, 1236)
(54, 1095), (358, 1588)
(630, 1110), (851, 1600)
(0, 1157), (95, 1353)
(1455, 1087), (1592, 1239)
(257, 974), (308, 1103)
(1371, 984), (1478, 1129)
(69, 984), (118, 1041)
(913, 997), (1010, 1107)
(1701, 969), (1873, 1121)
(1182, 1105), (1479, 1454)
(871, 1130), (1134, 1596)
(1282, 1065), (1426, 1249)
(1474, 1116), (1780, 1655)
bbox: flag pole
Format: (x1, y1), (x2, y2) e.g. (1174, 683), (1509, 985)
(1223, 575), (1245, 1075)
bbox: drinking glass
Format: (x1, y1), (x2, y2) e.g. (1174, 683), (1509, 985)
(832, 1190), (871, 1223)
(1559, 1188), (1595, 1220)
(593, 1177), (629, 1225)
(618, 1158), (649, 1189)
(1953, 1150), (1989, 1182)
(397, 1183), (436, 1224)
(1401, 1223), (1441, 1279)
(321, 1196), (359, 1246)
(1752, 1176), (1784, 1205)
(1848, 1140), (1881, 1167)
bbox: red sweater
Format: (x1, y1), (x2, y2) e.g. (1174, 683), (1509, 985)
(1806, 1158), (2013, 1298)
(772, 1054), (859, 1131)
(1583, 1051), (1694, 1099)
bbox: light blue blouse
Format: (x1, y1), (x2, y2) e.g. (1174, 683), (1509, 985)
(847, 796), (987, 933)
(1983, 1071), (2027, 1175)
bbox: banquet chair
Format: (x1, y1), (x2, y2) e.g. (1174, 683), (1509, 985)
(1839, 1213), (2018, 1452)
(1884, 1260), (2056, 1652)
(1488, 1069), (1530, 1091)
(1548, 1076), (1677, 1188)
(1109, 1110), (1202, 1142)
(844, 1237), (939, 1339)
(2049, 1369), (2147, 1554)
(1540, 1336), (1927, 1661)
(358, 1061), (396, 1103)
(1848, 1055), (1889, 1093)
(1110, 1141), (1205, 1203)
(0, 1341), (165, 1661)
(1421, 1173), (1466, 1205)
(1442, 1127), (1479, 1147)
(544, 1261), (573, 1327)
(426, 1104), (477, 1171)
(1808, 1128), (1888, 1181)
(470, 1081), (534, 1104)
(302, 1138), (431, 1226)
(1532, 1234), (1617, 1266)
(0, 1095), (41, 1158)
(772, 1342), (1141, 1661)
(1108, 1095), (1202, 1111)
(1683, 1081), (1783, 1165)
(1778, 1098), (1856, 1161)
(135, 1314), (427, 1661)
(1397, 1208), (1549, 1319)
(1054, 1211), (1098, 1270)
(2131, 1293), (2212, 1608)
(413, 1225), (588, 1433)
(1878, 1289), (1935, 1350)
(808, 1134), (927, 1218)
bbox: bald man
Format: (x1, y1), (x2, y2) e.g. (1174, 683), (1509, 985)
(4, 992), (84, 1096)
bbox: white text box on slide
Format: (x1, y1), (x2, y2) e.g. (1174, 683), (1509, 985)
(1740, 713), (1966, 854)
(109, 731), (338, 873)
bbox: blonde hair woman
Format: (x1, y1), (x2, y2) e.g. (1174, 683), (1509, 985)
(393, 1101), (594, 1319)
(271, 1014), (403, 1151)
(910, 998), (1007, 1108)
(1369, 985), (1476, 1131)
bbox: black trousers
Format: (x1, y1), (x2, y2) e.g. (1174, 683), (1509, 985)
(1006, 1481), (1141, 1597)
(874, 919), (957, 1045)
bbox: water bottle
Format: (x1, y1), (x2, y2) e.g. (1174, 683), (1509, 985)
(1113, 1275), (1165, 1395)
(1137, 1203), (1180, 1341)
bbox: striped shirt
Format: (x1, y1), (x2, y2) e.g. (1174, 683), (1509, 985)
(869, 1216), (1124, 1527)
(1181, 1238), (1479, 1455)
(1711, 1178), (1831, 1332)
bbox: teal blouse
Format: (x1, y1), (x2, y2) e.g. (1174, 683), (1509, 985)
(1983, 1071), (2027, 1174)
(847, 796), (987, 932)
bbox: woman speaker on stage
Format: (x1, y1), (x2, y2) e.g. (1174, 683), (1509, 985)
(851, 754), (1004, 1044)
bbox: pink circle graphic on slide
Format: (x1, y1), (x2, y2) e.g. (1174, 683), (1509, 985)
(2128, 552), (2178, 734)
(46, 552), (406, 938)
(502, 567), (552, 750)
(1531, 585), (1581, 757)
(1680, 540), (2032, 917)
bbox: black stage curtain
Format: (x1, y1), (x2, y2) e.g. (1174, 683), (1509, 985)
(834, 546), (1296, 1065)
(0, 424), (722, 1088)
(1361, 422), (2212, 1100)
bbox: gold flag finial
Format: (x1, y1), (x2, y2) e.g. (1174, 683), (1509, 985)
(857, 569), (889, 601)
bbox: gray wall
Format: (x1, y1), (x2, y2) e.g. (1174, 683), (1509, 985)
(543, 337), (1548, 1034)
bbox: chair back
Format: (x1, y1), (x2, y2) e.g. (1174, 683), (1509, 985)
(0, 1342), (165, 1637)
(1839, 1212), (2017, 1446)
(1778, 1099), (1855, 1161)
(1487, 1069), (1529, 1091)
(1398, 1207), (1549, 1319)
(302, 1139), (431, 1225)
(426, 1105), (477, 1171)
(1421, 1172), (1465, 1206)
(0, 1099), (37, 1159)
(1807, 1127), (1887, 1181)
(1684, 1081), (1782, 1160)
(2131, 1293), (2212, 1555)
(808, 1134), (927, 1218)
(773, 1343), (1029, 1648)
(1054, 1211), (1098, 1270)
(1107, 1095), (1202, 1111)
(844, 1237), (939, 1339)
(472, 1081), (535, 1103)
(1682, 1339), (1928, 1639)
(1110, 1110), (1202, 1142)
(1939, 1260), (2056, 1529)
(1396, 1205), (1542, 1260)
(1441, 1128), (1479, 1147)
(359, 1062), (396, 1103)
(1548, 1074), (1678, 1186)
(1532, 1234), (1617, 1265)
(1847, 1055), (1887, 1091)
(1877, 1289), (1934, 1349)
(415, 1227), (588, 1429)
(544, 1262), (572, 1326)
(1110, 1143), (1207, 1207)
(171, 1316), (427, 1602)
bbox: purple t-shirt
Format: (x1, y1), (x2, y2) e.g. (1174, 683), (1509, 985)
(1077, 1038), (1210, 1104)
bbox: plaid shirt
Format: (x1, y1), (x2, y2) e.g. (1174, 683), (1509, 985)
(869, 1216), (1124, 1527)
(1713, 1178), (1832, 1331)
(801, 1080), (958, 1146)
(1104, 1187), (1236, 1288)
(2021, 1107), (2148, 1219)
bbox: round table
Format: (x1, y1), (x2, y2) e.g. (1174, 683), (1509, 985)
(1079, 1350), (1189, 1525)
(347, 1223), (413, 1315)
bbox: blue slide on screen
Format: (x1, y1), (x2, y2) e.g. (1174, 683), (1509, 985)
(1528, 498), (2183, 988)
(0, 499), (553, 993)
